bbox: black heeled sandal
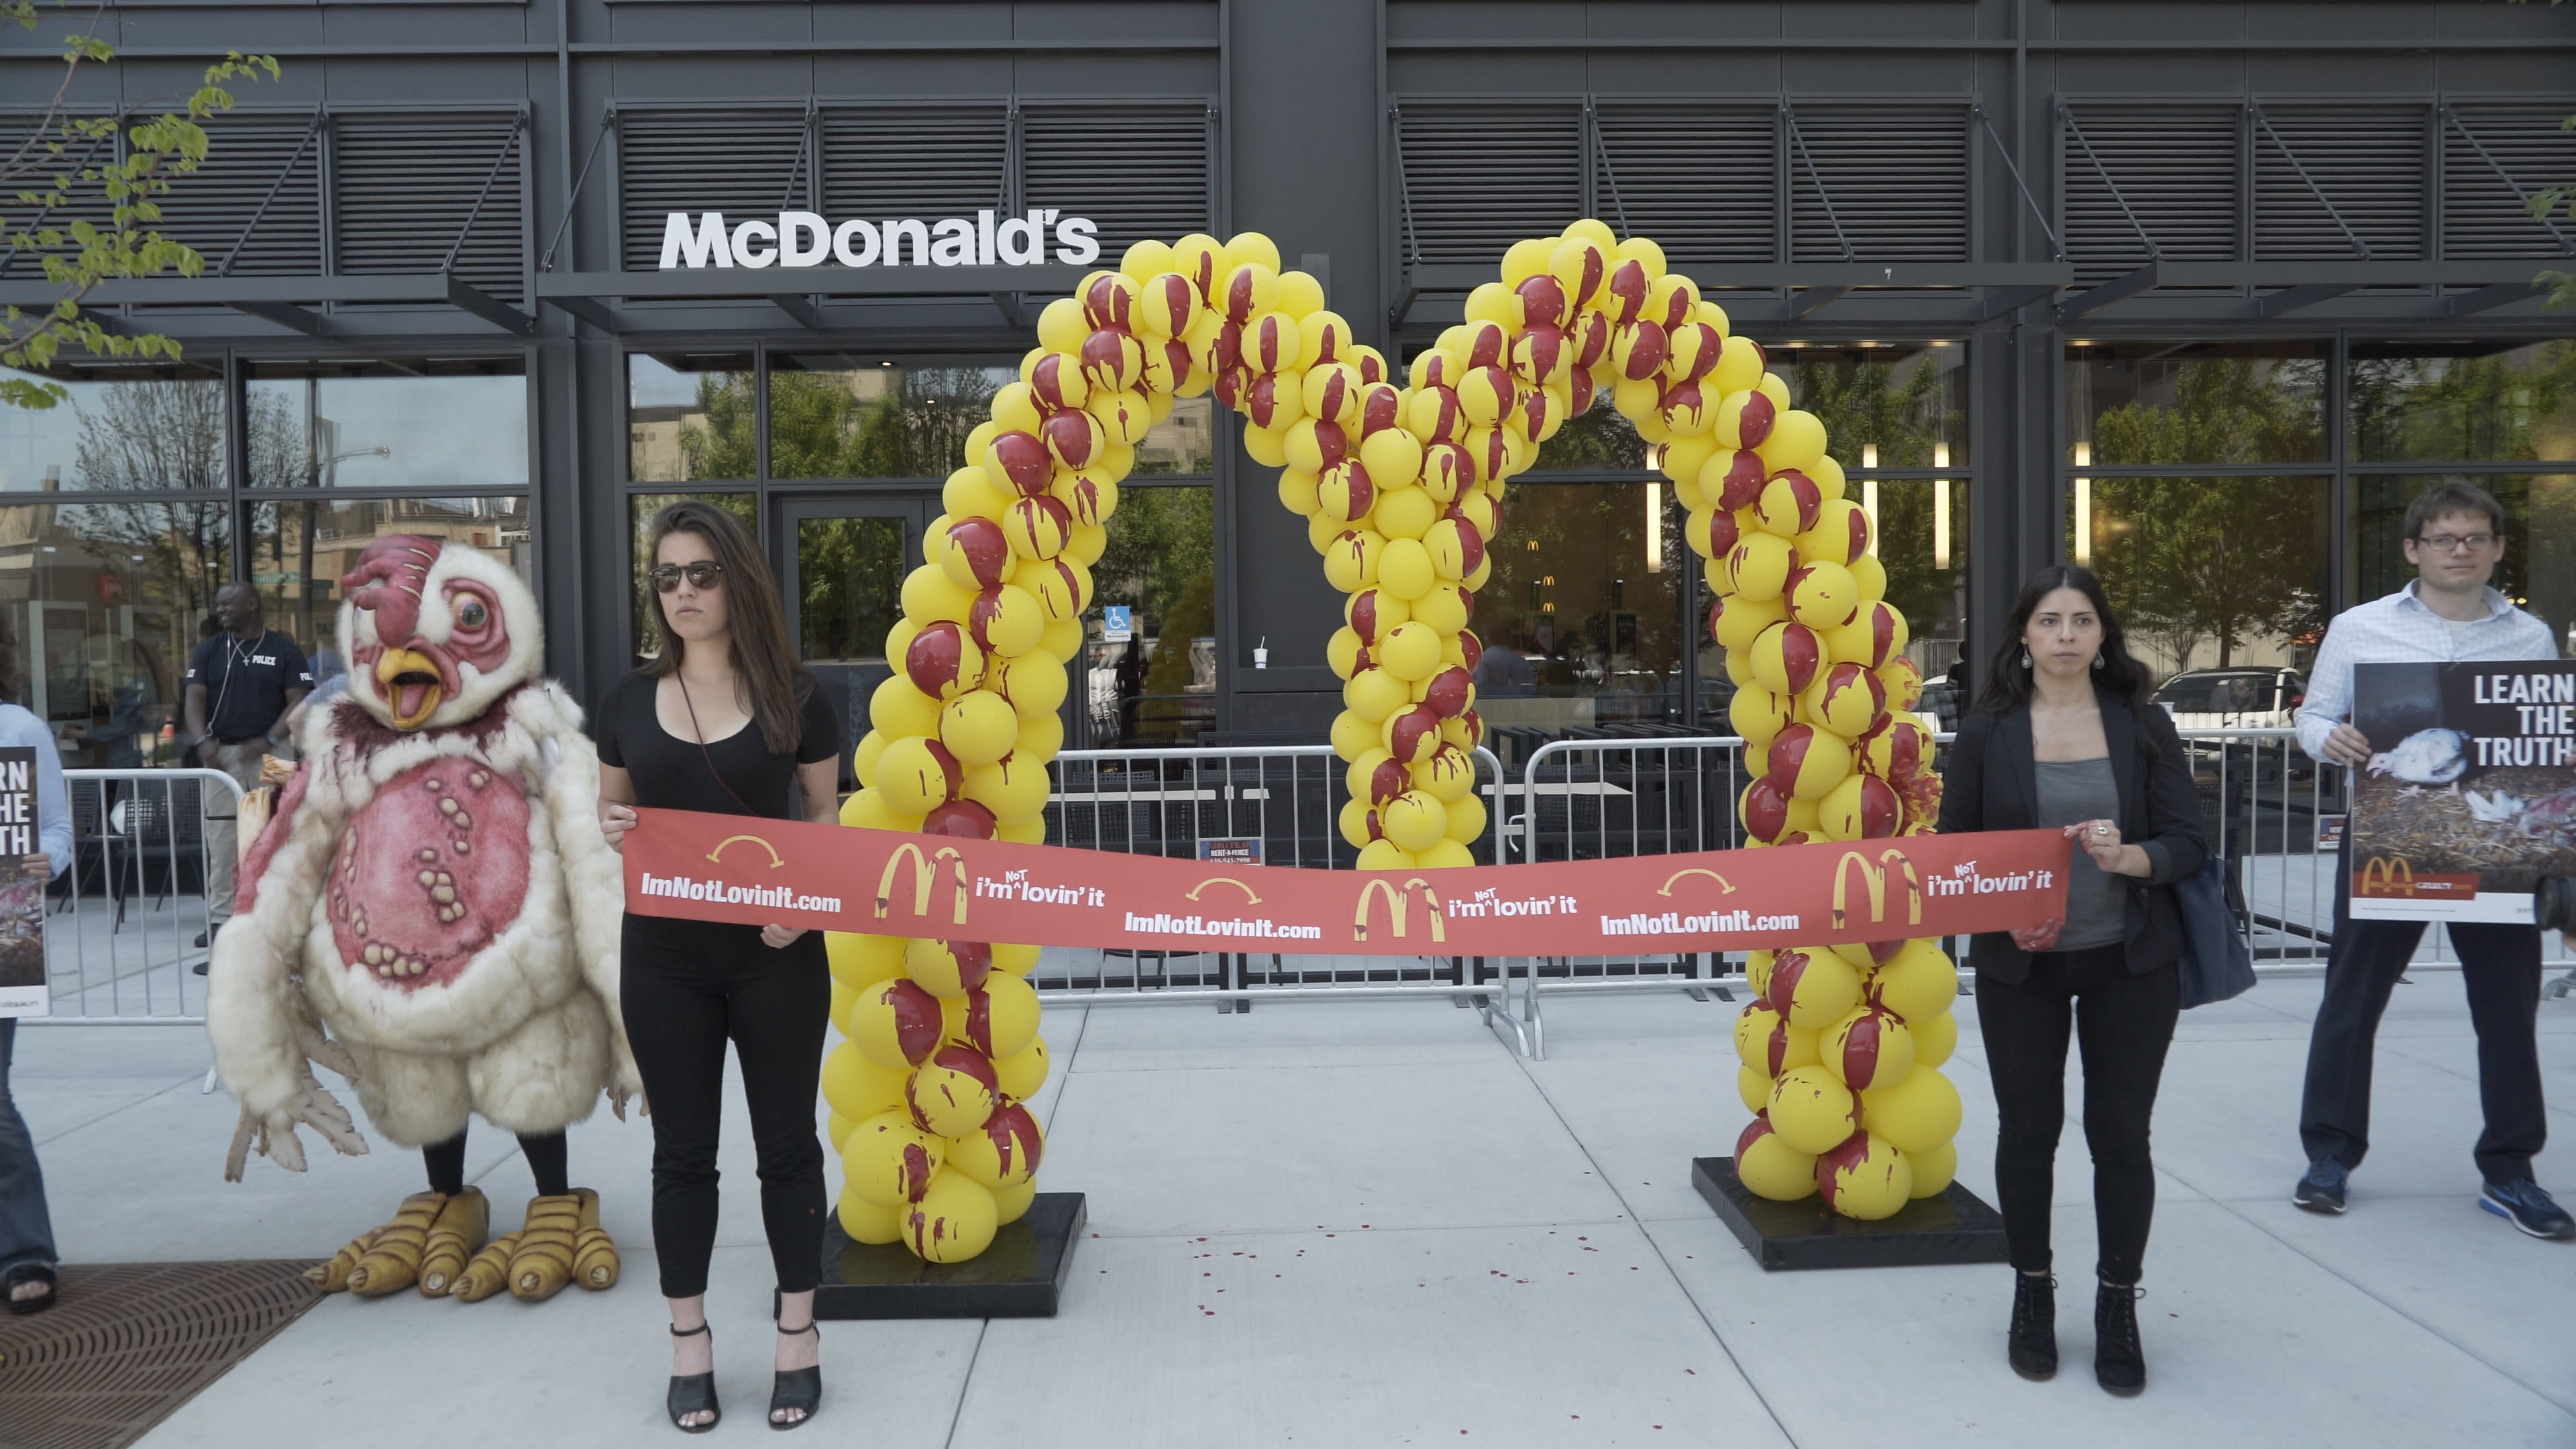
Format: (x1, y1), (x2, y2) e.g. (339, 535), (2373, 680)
(769, 1320), (821, 1431)
(667, 1322), (719, 1434)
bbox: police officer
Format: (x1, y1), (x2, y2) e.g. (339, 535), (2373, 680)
(184, 582), (310, 947)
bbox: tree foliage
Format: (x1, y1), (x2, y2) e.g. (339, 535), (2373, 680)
(2, 1), (278, 409)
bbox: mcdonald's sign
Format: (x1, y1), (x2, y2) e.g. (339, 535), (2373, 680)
(876, 842), (971, 926)
(2356, 855), (2416, 898)
(1352, 877), (1447, 944)
(1831, 848), (1924, 932)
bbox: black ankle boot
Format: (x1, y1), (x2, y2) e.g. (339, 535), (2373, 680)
(2007, 1273), (2057, 1381)
(2096, 1282), (2145, 1396)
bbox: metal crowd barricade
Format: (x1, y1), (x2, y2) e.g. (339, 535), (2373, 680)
(25, 767), (245, 1026)
(1034, 743), (1521, 1020)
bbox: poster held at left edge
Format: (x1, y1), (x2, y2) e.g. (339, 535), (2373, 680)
(2349, 660), (2576, 926)
(0, 747), (42, 1018)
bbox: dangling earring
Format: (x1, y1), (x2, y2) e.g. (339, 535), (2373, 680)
(2092, 653), (2106, 671)
(2020, 649), (2032, 669)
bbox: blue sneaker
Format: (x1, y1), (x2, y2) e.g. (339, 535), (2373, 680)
(2479, 1179), (2575, 1240)
(2292, 1159), (2349, 1214)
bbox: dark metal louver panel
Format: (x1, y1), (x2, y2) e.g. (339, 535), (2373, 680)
(2441, 102), (2576, 260)
(2254, 105), (2426, 262)
(0, 113), (120, 278)
(619, 109), (810, 272)
(1396, 103), (1585, 266)
(1022, 103), (1210, 258)
(1787, 105), (1967, 264)
(127, 112), (324, 277)
(334, 113), (525, 302)
(1593, 104), (1777, 268)
(818, 106), (1008, 225)
(2061, 104), (2240, 284)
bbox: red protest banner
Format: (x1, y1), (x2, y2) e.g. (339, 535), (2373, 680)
(622, 808), (2069, 957)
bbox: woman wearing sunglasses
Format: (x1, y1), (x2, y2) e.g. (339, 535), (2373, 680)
(595, 502), (842, 1433)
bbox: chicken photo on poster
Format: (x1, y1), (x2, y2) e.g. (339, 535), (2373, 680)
(0, 745), (45, 1017)
(2349, 661), (2576, 924)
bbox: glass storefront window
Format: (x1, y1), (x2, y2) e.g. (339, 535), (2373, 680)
(2073, 475), (2330, 678)
(2354, 474), (2576, 655)
(1085, 484), (1214, 746)
(629, 492), (758, 659)
(1774, 342), (1969, 468)
(0, 362), (227, 491)
(627, 352), (755, 482)
(792, 512), (908, 665)
(0, 500), (231, 767)
(767, 358), (1012, 480)
(2348, 341), (2576, 465)
(1476, 480), (1685, 732)
(1534, 402), (1649, 473)
(247, 497), (532, 676)
(2066, 341), (2328, 466)
(1132, 395), (1215, 476)
(244, 358), (527, 489)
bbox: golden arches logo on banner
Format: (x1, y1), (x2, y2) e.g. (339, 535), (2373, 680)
(1352, 877), (1447, 944)
(1830, 848), (1925, 932)
(874, 843), (971, 926)
(705, 834), (785, 868)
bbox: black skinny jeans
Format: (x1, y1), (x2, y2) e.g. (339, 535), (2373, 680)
(1976, 943), (2180, 1285)
(621, 914), (830, 1299)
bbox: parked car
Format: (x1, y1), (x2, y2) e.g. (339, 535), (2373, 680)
(2154, 667), (2306, 731)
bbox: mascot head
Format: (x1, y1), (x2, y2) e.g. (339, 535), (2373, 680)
(339, 536), (543, 731)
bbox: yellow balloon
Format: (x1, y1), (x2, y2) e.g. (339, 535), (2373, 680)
(839, 788), (924, 834)
(1909, 1007), (1958, 1069)
(1376, 621), (1444, 682)
(826, 932), (907, 989)
(1756, 409), (1828, 473)
(947, 1103), (1045, 1190)
(1355, 839), (1415, 871)
(1904, 1139), (1958, 1199)
(904, 1169), (999, 1263)
(1766, 1064), (1860, 1155)
(842, 1109), (943, 1208)
(1379, 790), (1448, 853)
(1322, 529), (1385, 593)
(1415, 838), (1476, 869)
(838, 1187), (907, 1245)
(1817, 1131), (1913, 1220)
(1861, 1067), (1962, 1157)
(1442, 791), (1487, 843)
(822, 1040), (910, 1121)
(1373, 486), (1440, 541)
(938, 690), (1020, 767)
(1376, 537), (1436, 600)
(1866, 941), (1959, 1022)
(994, 1036), (1051, 1101)
(1735, 1114), (1820, 1202)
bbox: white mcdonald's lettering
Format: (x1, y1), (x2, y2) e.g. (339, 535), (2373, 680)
(658, 210), (1099, 270)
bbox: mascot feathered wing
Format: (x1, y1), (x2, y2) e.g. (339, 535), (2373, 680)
(208, 535), (636, 1301)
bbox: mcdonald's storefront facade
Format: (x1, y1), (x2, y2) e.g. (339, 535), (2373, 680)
(4, 0), (2573, 776)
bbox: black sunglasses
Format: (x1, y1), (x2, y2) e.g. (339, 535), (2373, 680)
(650, 561), (726, 593)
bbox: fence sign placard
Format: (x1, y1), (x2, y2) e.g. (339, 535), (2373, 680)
(2349, 661), (2576, 922)
(1196, 837), (1260, 867)
(0, 747), (46, 1017)
(624, 807), (2070, 958)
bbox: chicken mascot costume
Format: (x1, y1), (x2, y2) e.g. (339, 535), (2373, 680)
(207, 534), (637, 1303)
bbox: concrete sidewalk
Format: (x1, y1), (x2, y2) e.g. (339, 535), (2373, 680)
(12, 967), (2573, 1447)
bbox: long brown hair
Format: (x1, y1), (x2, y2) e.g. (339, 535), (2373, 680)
(643, 500), (810, 755)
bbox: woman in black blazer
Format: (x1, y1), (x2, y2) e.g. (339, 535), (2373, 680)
(1937, 566), (2206, 1397)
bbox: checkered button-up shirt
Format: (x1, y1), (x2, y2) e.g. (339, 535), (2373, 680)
(2294, 581), (2561, 764)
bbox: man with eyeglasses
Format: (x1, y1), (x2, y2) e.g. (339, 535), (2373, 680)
(2291, 479), (2571, 1240)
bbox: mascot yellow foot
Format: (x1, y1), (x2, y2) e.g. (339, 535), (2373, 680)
(307, 1189), (472, 1296)
(418, 1189), (490, 1296)
(449, 1191), (622, 1303)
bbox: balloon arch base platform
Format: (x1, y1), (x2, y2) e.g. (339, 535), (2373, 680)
(810, 1194), (1087, 1319)
(1696, 1159), (2007, 1272)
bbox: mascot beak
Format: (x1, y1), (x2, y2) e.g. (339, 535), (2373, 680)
(374, 647), (445, 730)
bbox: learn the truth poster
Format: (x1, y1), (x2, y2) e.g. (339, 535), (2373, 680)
(2349, 661), (2576, 922)
(0, 746), (46, 1016)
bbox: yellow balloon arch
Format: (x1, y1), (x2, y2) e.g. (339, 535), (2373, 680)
(816, 223), (1959, 1259)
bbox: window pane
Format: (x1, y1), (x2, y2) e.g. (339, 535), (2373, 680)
(2074, 475), (2330, 676)
(795, 514), (908, 664)
(627, 352), (754, 482)
(1085, 486), (1214, 747)
(2353, 475), (2576, 654)
(0, 362), (227, 491)
(769, 358), (1013, 480)
(1475, 480), (1686, 732)
(244, 358), (527, 488)
(0, 500), (231, 765)
(246, 497), (531, 678)
(2349, 341), (2576, 464)
(2066, 341), (2328, 466)
(1774, 341), (1969, 468)
(631, 493), (758, 659)
(1132, 394), (1215, 476)
(1534, 400), (1648, 472)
